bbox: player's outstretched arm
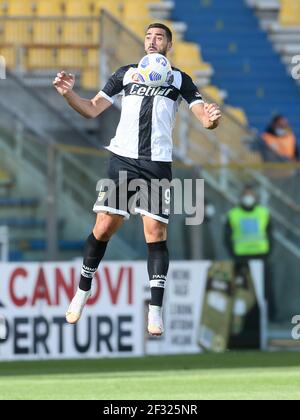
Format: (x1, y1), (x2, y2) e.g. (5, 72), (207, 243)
(191, 102), (222, 129)
(53, 71), (112, 118)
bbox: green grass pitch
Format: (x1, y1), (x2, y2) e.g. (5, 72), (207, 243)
(1, 352), (300, 400)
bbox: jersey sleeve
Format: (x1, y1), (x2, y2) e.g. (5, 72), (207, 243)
(180, 72), (204, 109)
(99, 66), (129, 104)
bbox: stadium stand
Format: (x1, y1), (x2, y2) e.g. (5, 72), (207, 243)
(5, 0), (35, 16)
(0, 169), (14, 191)
(35, 0), (65, 17)
(0, 66), (143, 261)
(246, 0), (280, 29)
(0, 1), (250, 128)
(172, 0), (300, 148)
(64, 0), (95, 17)
(252, 0), (300, 89)
(249, 1), (300, 85)
(0, 2), (209, 89)
(17, 238), (84, 251)
(0, 197), (39, 207)
(0, 175), (85, 261)
(279, 0), (300, 26)
(0, 194), (42, 261)
(0, 218), (46, 228)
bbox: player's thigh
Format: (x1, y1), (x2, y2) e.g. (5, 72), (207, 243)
(143, 215), (168, 243)
(138, 160), (172, 223)
(93, 212), (124, 241)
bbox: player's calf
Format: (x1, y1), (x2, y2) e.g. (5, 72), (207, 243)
(66, 232), (108, 324)
(146, 240), (168, 336)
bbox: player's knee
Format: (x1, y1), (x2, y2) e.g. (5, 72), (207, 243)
(93, 214), (121, 241)
(145, 222), (167, 242)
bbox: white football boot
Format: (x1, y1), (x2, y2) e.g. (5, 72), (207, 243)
(148, 304), (164, 336)
(66, 288), (91, 324)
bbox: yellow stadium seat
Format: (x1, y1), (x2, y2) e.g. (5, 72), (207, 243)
(121, 0), (161, 15)
(0, 46), (16, 68)
(35, 0), (65, 16)
(6, 0), (35, 16)
(280, 0), (300, 25)
(0, 168), (14, 190)
(123, 0), (161, 15)
(0, 21), (4, 44)
(57, 47), (86, 69)
(171, 42), (205, 76)
(33, 21), (63, 44)
(225, 106), (248, 126)
(62, 21), (99, 45)
(4, 20), (33, 44)
(120, 0), (177, 43)
(201, 85), (224, 104)
(123, 1), (148, 23)
(171, 49), (212, 80)
(173, 42), (201, 64)
(93, 0), (123, 18)
(0, 1), (8, 15)
(65, 0), (95, 17)
(26, 47), (58, 69)
(86, 47), (99, 67)
(179, 65), (203, 80)
(127, 21), (146, 39)
(123, 1), (175, 37)
(0, 168), (10, 180)
(81, 67), (99, 90)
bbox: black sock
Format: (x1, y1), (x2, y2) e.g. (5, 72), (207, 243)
(79, 233), (108, 291)
(147, 241), (169, 307)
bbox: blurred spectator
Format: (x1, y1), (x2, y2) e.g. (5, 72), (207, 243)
(224, 186), (275, 320)
(261, 115), (297, 161)
(225, 186), (273, 259)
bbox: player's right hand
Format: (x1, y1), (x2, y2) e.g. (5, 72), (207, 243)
(53, 71), (75, 96)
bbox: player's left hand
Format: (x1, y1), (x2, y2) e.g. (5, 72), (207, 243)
(204, 103), (222, 124)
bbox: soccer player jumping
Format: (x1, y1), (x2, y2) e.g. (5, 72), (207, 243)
(53, 23), (221, 336)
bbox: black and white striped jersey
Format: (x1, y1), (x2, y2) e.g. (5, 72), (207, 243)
(99, 64), (204, 162)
